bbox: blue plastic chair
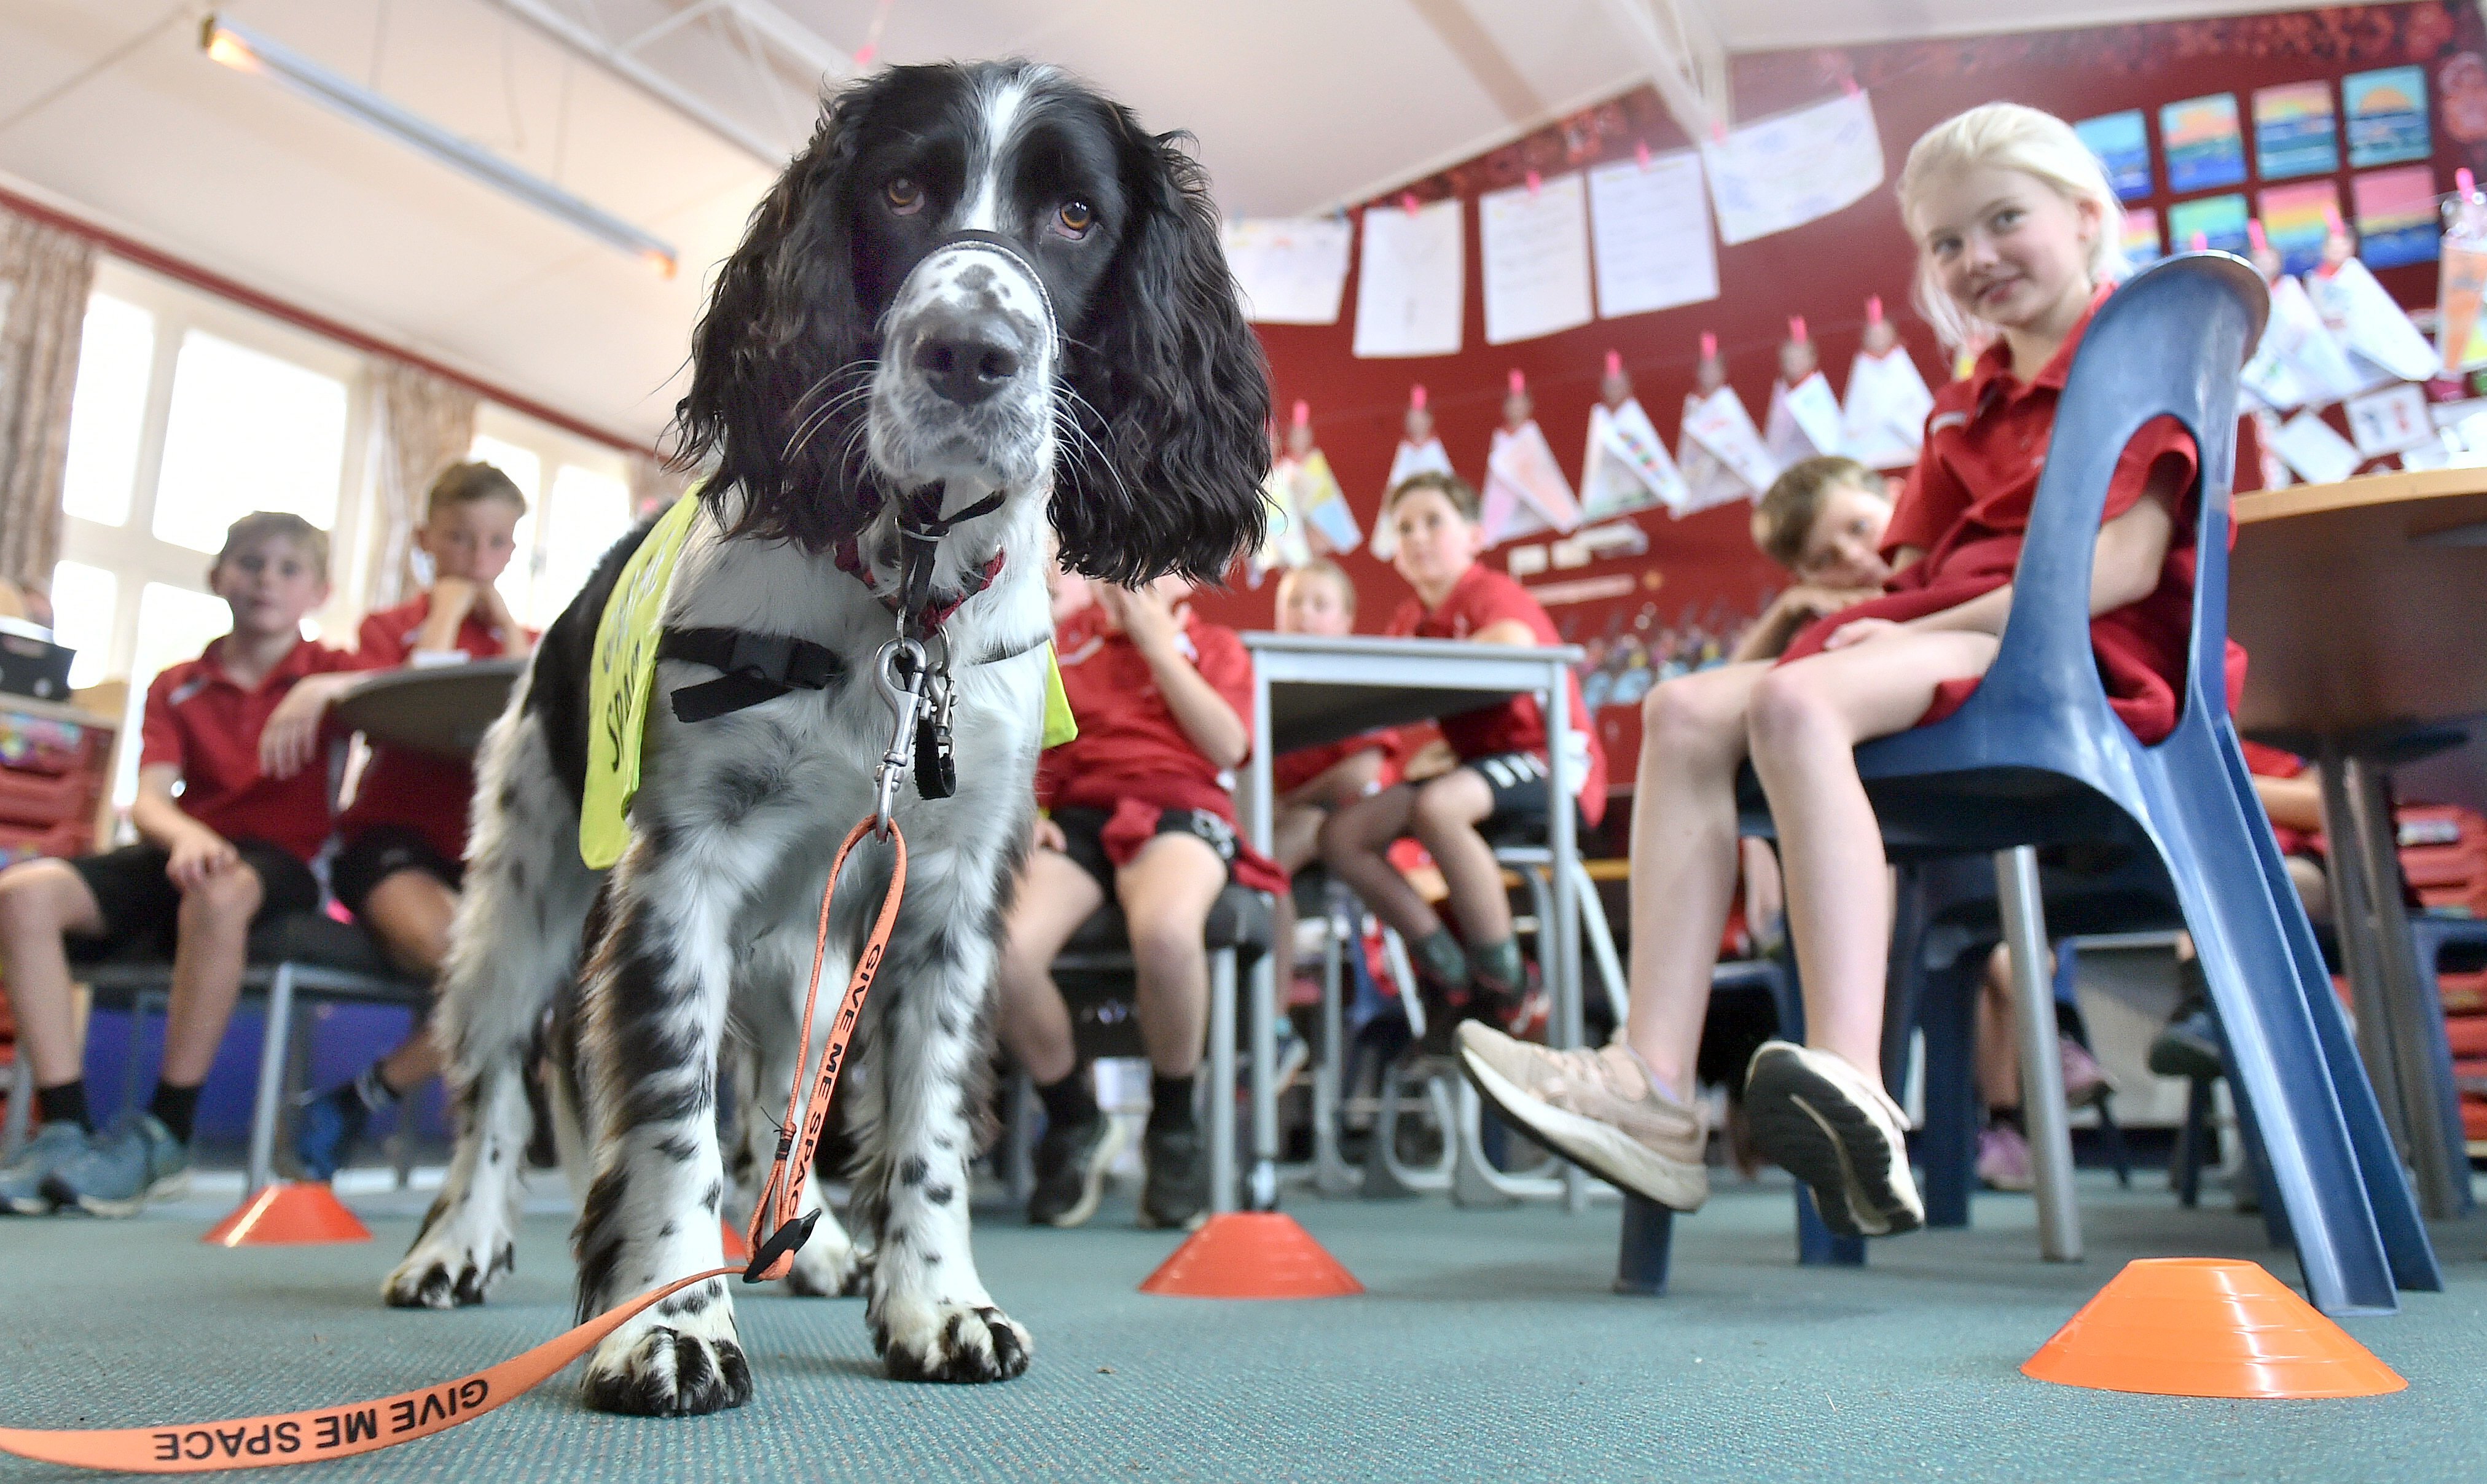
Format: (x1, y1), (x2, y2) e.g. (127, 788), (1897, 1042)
(1615, 255), (2435, 1314)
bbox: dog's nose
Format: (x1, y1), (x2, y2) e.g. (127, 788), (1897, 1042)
(912, 332), (1022, 405)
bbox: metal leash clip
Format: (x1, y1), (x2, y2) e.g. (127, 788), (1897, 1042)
(871, 638), (928, 837)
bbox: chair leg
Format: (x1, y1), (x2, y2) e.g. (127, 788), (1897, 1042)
(1996, 847), (2081, 1262)
(1208, 947), (1237, 1216)
(2094, 1093), (2133, 1190)
(2176, 1076), (2211, 1208)
(247, 967), (296, 1195)
(1916, 956), (1981, 1229)
(1615, 1193), (1675, 1295)
(1244, 944), (1278, 1212)
(1313, 896), (1357, 1197)
(1569, 861), (1629, 1027)
(1005, 1069), (1036, 1205)
(2152, 749), (2411, 1314)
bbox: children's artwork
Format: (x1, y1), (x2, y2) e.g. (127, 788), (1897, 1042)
(2311, 253), (2440, 382)
(1352, 198), (1464, 359)
(1376, 387), (1454, 561)
(1482, 420), (1584, 544)
(1677, 387), (1778, 514)
(2166, 194), (2250, 256)
(2260, 181), (2344, 275)
(2352, 166), (2442, 270)
(2438, 184), (2487, 375)
(1481, 172), (1594, 345)
(2253, 82), (2340, 179)
(2160, 95), (2247, 193)
(2344, 66), (2431, 168)
(1287, 449), (1361, 555)
(1253, 463), (1312, 579)
(1841, 348), (1935, 471)
(1222, 217), (1353, 325)
(1586, 150), (1718, 317)
(2241, 272), (2375, 411)
(1764, 373), (1846, 466)
(1699, 89), (1885, 246)
(1581, 399), (1686, 518)
(2121, 208), (2163, 269)
(2271, 408), (2363, 485)
(2344, 383), (2436, 456)
(2074, 111), (2153, 202)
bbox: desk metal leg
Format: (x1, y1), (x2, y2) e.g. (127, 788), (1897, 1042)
(1545, 663), (1587, 1214)
(2335, 754), (2472, 1220)
(1248, 951), (1279, 1211)
(1996, 847), (2081, 1262)
(1209, 948), (1237, 1215)
(1312, 893), (1357, 1197)
(247, 967), (296, 1196)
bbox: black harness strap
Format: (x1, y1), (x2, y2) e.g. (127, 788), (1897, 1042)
(660, 627), (846, 724)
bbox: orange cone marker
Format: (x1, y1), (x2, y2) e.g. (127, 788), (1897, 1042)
(203, 1182), (372, 1246)
(2023, 1258), (2404, 1399)
(1139, 1213), (1362, 1298)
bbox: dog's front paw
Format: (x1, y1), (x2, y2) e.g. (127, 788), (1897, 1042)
(786, 1235), (873, 1298)
(383, 1200), (514, 1308)
(870, 1298), (1032, 1383)
(580, 1316), (754, 1416)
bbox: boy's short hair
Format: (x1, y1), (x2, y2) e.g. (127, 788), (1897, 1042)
(1279, 558), (1357, 615)
(426, 460), (529, 520)
(215, 512), (329, 583)
(1752, 455), (1879, 571)
(1384, 469), (1480, 523)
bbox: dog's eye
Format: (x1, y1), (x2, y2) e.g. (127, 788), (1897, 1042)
(1056, 200), (1095, 236)
(885, 177), (923, 215)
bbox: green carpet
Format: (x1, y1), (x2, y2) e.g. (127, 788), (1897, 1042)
(1, 1170), (2482, 1482)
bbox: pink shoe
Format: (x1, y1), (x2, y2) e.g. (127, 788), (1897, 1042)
(2059, 1041), (2108, 1107)
(1976, 1125), (2034, 1192)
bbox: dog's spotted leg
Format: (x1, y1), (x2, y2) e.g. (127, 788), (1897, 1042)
(570, 834), (762, 1417)
(859, 867), (1029, 1383)
(386, 713), (593, 1310)
(728, 940), (870, 1300)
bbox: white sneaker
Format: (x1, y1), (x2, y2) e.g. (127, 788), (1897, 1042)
(1454, 1023), (1709, 1210)
(1742, 1041), (1922, 1238)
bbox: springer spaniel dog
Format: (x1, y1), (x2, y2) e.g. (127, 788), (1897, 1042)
(381, 60), (1269, 1415)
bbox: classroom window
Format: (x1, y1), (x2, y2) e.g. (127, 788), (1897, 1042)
(151, 329), (350, 555)
(468, 410), (632, 630)
(45, 561), (117, 690)
(58, 294), (155, 528)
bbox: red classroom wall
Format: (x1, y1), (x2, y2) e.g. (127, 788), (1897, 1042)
(1189, 0), (2483, 797)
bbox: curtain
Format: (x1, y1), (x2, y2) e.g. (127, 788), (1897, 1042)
(0, 205), (98, 599)
(366, 361), (480, 611)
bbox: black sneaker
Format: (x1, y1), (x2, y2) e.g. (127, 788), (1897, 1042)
(1027, 1111), (1124, 1228)
(2148, 959), (2225, 1080)
(1138, 1122), (1209, 1231)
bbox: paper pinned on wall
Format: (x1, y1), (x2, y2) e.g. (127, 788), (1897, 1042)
(1764, 372), (1846, 466)
(1841, 347), (1935, 470)
(1586, 150), (1718, 318)
(2244, 273), (2375, 410)
(1353, 198), (1465, 358)
(1288, 449), (1362, 554)
(1700, 90), (1886, 246)
(1481, 173), (1594, 345)
(1253, 462), (1314, 580)
(2272, 407), (2363, 485)
(2344, 383), (2435, 457)
(1678, 388), (1778, 514)
(1223, 217), (1353, 325)
(2313, 255), (2440, 383)
(1482, 420), (1584, 544)
(1580, 397), (1687, 518)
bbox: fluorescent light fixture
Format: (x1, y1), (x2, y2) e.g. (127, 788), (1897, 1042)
(200, 14), (679, 277)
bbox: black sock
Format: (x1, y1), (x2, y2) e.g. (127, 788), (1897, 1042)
(1034, 1068), (1097, 1131)
(148, 1082), (201, 1145)
(1148, 1074), (1196, 1134)
(1988, 1106), (2025, 1135)
(35, 1080), (90, 1133)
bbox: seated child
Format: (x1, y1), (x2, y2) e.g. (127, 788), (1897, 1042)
(1266, 560), (1395, 993)
(0, 513), (359, 1214)
(1320, 472), (1608, 1046)
(997, 576), (1280, 1232)
(1457, 102), (2257, 1234)
(289, 461), (536, 1179)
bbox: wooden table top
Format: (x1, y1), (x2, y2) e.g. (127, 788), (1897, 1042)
(2231, 469), (2487, 741)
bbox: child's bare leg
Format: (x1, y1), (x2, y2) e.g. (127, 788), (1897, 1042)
(1406, 770), (1509, 952)
(1115, 834), (1226, 1080)
(159, 861), (264, 1088)
(0, 860), (105, 1091)
(996, 850), (1106, 1085)
(1745, 629), (2000, 1087)
(1267, 802), (1327, 994)
(1624, 662), (1774, 1096)
(1319, 784), (1433, 943)
(360, 871), (458, 1090)
(1976, 947), (2020, 1111)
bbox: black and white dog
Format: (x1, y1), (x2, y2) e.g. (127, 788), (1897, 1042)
(380, 61), (1268, 1415)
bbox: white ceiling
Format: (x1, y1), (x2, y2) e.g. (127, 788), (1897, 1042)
(0, 0), (2336, 448)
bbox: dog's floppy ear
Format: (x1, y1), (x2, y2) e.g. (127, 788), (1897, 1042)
(671, 80), (886, 552)
(1054, 119), (1272, 588)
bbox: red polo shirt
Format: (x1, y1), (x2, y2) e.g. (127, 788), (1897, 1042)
(138, 635), (365, 864)
(1384, 563), (1608, 825)
(1780, 283), (2262, 746)
(339, 593), (527, 865)
(1040, 604), (1254, 820)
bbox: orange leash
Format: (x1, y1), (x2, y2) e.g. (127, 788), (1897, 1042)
(0, 818), (905, 1474)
